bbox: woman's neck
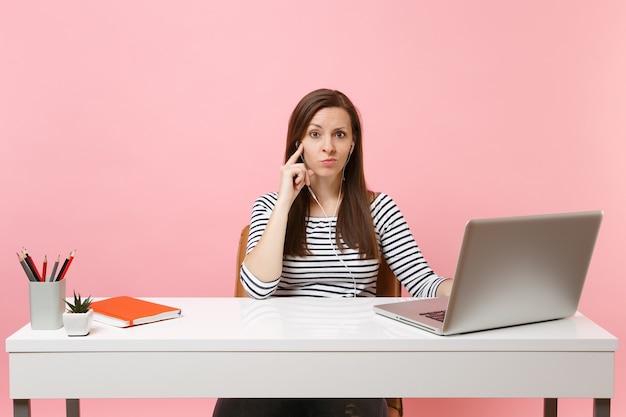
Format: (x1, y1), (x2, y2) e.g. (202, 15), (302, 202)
(308, 177), (343, 217)
(309, 176), (341, 198)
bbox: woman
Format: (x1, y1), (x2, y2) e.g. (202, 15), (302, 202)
(214, 89), (452, 417)
(241, 88), (452, 300)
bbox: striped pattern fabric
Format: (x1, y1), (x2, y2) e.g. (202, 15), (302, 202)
(241, 192), (447, 299)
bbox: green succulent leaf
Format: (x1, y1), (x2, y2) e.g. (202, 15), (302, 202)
(65, 290), (93, 313)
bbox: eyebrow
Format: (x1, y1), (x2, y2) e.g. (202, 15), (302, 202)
(307, 123), (348, 131)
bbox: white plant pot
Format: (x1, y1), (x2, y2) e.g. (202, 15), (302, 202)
(62, 309), (94, 336)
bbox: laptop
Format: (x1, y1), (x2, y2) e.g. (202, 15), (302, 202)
(374, 211), (603, 335)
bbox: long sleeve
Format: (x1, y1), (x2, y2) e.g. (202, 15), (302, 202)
(239, 192), (448, 299)
(240, 193), (281, 299)
(372, 194), (447, 298)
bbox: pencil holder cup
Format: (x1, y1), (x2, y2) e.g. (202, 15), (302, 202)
(29, 280), (66, 330)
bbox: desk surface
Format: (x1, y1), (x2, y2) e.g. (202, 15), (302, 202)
(6, 297), (618, 401)
(6, 297), (618, 352)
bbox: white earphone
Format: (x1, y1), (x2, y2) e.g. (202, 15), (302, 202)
(298, 139), (357, 297)
(306, 179), (358, 297)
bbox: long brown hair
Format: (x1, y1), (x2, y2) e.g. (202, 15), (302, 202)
(283, 89), (379, 259)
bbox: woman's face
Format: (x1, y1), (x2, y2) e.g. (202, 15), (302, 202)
(300, 107), (354, 180)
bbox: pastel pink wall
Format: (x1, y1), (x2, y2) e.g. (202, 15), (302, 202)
(1, 2), (623, 416)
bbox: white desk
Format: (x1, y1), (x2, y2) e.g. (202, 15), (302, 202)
(6, 297), (618, 417)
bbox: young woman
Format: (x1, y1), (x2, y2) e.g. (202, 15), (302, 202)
(241, 88), (452, 300)
(213, 89), (452, 417)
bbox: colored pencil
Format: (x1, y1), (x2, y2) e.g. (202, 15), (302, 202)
(56, 250), (75, 281)
(17, 253), (37, 282)
(22, 249), (42, 282)
(49, 255), (60, 282)
(42, 255), (47, 282)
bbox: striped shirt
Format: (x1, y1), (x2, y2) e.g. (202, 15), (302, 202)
(241, 192), (447, 299)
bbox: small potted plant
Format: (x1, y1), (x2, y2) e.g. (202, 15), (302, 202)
(63, 291), (94, 336)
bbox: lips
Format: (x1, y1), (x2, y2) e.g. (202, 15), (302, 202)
(321, 159), (337, 166)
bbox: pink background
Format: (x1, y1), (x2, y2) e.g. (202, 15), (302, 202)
(1, 1), (624, 416)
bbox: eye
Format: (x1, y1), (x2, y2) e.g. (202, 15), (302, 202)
(334, 131), (346, 138)
(308, 130), (320, 138)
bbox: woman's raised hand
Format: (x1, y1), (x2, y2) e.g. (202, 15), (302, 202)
(278, 143), (314, 205)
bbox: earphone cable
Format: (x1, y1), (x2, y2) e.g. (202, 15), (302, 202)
(307, 182), (358, 297)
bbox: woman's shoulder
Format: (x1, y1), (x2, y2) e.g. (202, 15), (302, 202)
(369, 191), (403, 221)
(252, 192), (279, 209)
(369, 191), (394, 205)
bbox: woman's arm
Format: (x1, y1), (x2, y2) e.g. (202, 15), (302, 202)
(242, 199), (291, 282)
(243, 143), (313, 283)
(373, 194), (452, 298)
(435, 278), (453, 297)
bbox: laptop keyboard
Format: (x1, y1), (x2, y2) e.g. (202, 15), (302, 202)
(420, 310), (446, 322)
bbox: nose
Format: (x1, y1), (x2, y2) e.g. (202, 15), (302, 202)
(321, 135), (335, 154)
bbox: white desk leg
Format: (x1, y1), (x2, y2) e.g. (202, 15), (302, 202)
(543, 398), (557, 417)
(13, 399), (31, 417)
(594, 399), (610, 417)
(66, 399), (80, 417)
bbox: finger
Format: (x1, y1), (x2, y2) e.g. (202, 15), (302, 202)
(293, 167), (314, 188)
(286, 142), (304, 165)
(305, 168), (315, 187)
(292, 167), (306, 188)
